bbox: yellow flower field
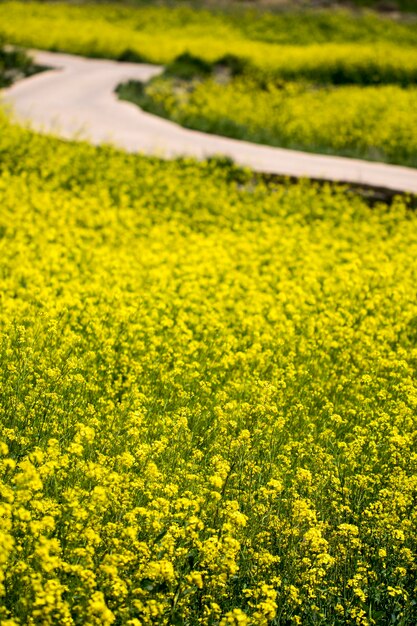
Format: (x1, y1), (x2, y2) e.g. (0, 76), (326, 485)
(119, 77), (417, 167)
(0, 110), (417, 625)
(2, 2), (417, 86)
(4, 0), (417, 166)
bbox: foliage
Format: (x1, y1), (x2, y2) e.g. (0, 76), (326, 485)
(117, 75), (417, 167)
(347, 0), (416, 10)
(0, 38), (35, 87)
(0, 110), (417, 624)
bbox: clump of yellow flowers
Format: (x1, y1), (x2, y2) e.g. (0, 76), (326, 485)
(0, 110), (417, 625)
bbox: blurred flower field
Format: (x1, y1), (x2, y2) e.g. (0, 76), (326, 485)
(1, 110), (417, 625)
(2, 2), (417, 84)
(119, 76), (417, 167)
(4, 1), (416, 165)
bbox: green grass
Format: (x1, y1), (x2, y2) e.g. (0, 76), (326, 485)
(348, 0), (416, 10)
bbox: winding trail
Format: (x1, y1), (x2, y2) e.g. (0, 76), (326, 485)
(3, 50), (417, 194)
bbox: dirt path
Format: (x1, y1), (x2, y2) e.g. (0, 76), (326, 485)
(3, 50), (417, 194)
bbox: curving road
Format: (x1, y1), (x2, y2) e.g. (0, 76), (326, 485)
(3, 49), (417, 194)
